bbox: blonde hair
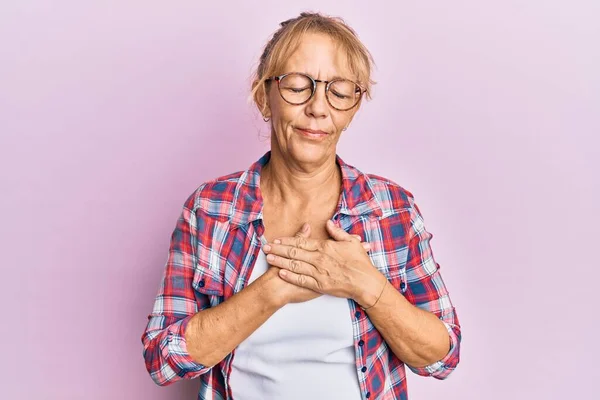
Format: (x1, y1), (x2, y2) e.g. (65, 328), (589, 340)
(250, 12), (376, 116)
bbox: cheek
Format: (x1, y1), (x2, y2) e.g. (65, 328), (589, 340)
(272, 104), (303, 128)
(267, 89), (288, 118)
(332, 114), (352, 131)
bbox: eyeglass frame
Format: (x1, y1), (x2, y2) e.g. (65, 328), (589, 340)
(264, 72), (367, 111)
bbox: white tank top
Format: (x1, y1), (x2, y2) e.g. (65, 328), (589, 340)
(229, 237), (362, 400)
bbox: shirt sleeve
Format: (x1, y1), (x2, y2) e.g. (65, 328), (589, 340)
(402, 198), (462, 380)
(141, 191), (212, 386)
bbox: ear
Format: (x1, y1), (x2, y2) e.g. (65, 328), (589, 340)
(252, 79), (271, 118)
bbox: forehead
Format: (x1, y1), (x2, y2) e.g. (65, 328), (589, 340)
(283, 32), (353, 80)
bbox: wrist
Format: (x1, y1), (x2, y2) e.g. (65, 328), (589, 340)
(356, 272), (388, 309)
(257, 267), (287, 309)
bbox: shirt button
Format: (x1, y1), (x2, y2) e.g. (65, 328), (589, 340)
(361, 366), (367, 373)
(366, 392), (371, 398)
(400, 282), (406, 291)
(358, 339), (365, 347)
(199, 280), (206, 288)
(355, 311), (361, 318)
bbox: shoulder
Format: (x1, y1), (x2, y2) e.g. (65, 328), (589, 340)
(363, 172), (418, 216)
(181, 169), (246, 221)
(339, 156), (419, 216)
(363, 172), (429, 238)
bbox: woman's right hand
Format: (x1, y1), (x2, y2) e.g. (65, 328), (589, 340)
(262, 222), (370, 306)
(264, 266), (322, 305)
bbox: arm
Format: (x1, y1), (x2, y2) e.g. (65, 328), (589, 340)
(362, 201), (461, 379)
(141, 199), (313, 386)
(262, 213), (461, 380)
(183, 268), (283, 367)
(185, 224), (324, 366)
(141, 192), (212, 386)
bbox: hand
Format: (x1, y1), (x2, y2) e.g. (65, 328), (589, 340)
(262, 220), (387, 308)
(261, 223), (322, 306)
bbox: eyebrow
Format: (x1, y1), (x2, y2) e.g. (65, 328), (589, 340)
(300, 72), (347, 81)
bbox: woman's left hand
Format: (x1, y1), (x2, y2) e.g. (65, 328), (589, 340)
(262, 220), (388, 308)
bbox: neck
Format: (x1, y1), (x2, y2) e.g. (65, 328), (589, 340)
(260, 148), (342, 209)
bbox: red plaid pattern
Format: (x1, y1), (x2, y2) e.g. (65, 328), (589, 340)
(142, 151), (461, 399)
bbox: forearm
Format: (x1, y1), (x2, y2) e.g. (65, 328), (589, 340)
(361, 279), (450, 368)
(184, 268), (282, 367)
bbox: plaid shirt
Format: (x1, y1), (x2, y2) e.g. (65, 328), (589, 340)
(142, 150), (461, 400)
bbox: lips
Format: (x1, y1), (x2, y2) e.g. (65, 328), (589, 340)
(298, 128), (328, 135)
(295, 127), (329, 139)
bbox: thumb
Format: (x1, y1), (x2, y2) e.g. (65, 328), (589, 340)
(294, 222), (311, 238)
(352, 234), (371, 252)
(326, 219), (353, 242)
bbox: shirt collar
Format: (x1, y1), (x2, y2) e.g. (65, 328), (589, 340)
(228, 151), (383, 229)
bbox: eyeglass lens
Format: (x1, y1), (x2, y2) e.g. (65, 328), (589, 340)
(278, 73), (360, 110)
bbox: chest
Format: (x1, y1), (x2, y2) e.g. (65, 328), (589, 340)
(192, 212), (411, 302)
(261, 218), (331, 244)
(260, 202), (337, 243)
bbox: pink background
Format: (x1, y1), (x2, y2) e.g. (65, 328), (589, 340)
(1, 1), (598, 399)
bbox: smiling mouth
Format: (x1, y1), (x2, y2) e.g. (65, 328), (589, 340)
(295, 127), (329, 139)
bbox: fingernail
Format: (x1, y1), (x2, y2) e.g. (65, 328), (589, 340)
(302, 223), (309, 232)
(263, 245), (271, 252)
(273, 239), (281, 244)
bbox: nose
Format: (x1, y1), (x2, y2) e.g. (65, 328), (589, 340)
(304, 80), (328, 118)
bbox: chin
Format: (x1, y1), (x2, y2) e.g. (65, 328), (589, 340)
(287, 141), (334, 164)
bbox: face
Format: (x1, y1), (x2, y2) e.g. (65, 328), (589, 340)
(264, 32), (361, 167)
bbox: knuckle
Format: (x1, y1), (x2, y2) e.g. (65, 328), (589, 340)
(315, 279), (326, 291)
(288, 247), (298, 259)
(297, 237), (307, 249)
(298, 274), (307, 286)
(316, 254), (326, 264)
(290, 260), (300, 272)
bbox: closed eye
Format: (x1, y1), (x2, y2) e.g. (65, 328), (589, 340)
(331, 90), (350, 99)
(283, 86), (311, 93)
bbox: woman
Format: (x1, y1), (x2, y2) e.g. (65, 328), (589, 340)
(142, 12), (461, 400)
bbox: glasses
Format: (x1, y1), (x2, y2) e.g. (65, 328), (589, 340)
(265, 72), (366, 111)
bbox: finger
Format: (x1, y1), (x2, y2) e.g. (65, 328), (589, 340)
(278, 269), (320, 291)
(273, 223), (322, 250)
(273, 222), (311, 246)
(274, 235), (322, 251)
(351, 234), (362, 242)
(294, 222), (311, 238)
(264, 243), (319, 264)
(362, 242), (371, 251)
(326, 219), (354, 242)
(266, 253), (316, 276)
